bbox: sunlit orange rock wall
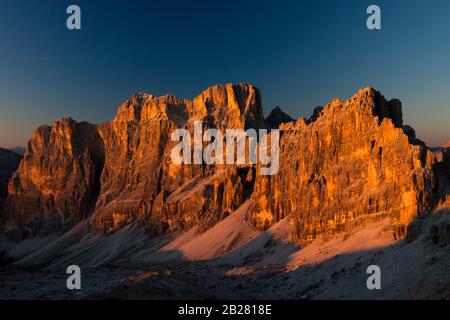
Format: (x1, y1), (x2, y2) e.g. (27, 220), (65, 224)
(2, 119), (104, 238)
(90, 84), (263, 234)
(1, 85), (440, 243)
(248, 88), (436, 241)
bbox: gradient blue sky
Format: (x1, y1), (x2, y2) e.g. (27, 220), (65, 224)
(0, 0), (449, 147)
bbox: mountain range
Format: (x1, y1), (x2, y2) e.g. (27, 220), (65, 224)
(0, 84), (449, 299)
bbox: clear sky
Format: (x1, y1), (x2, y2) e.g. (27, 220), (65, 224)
(0, 0), (449, 148)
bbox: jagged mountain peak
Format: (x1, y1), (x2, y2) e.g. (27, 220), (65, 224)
(281, 87), (404, 130)
(112, 83), (266, 130)
(265, 106), (294, 128)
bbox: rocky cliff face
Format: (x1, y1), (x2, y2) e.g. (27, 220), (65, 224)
(91, 84), (262, 234)
(248, 88), (436, 241)
(0, 148), (22, 209)
(2, 118), (104, 239)
(0, 84), (443, 244)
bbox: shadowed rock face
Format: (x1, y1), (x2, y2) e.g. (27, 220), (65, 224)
(0, 149), (22, 208)
(0, 84), (444, 243)
(265, 106), (294, 129)
(2, 118), (104, 239)
(248, 88), (436, 241)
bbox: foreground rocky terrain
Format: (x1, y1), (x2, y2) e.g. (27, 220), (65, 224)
(0, 210), (448, 299)
(0, 84), (449, 299)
